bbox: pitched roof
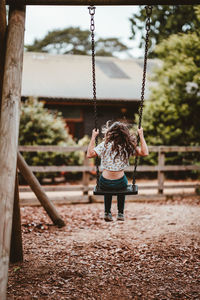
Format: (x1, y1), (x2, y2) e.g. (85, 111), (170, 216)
(22, 52), (158, 101)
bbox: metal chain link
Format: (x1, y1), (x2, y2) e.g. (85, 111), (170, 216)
(132, 5), (152, 186)
(88, 6), (100, 188)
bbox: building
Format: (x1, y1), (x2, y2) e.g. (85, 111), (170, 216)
(21, 52), (157, 139)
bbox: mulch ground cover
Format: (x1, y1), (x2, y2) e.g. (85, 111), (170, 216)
(7, 200), (200, 300)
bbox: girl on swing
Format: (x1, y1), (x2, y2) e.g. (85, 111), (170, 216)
(87, 121), (149, 222)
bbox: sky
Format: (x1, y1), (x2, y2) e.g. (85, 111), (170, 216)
(24, 5), (143, 59)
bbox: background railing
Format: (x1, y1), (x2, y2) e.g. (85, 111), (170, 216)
(18, 145), (200, 196)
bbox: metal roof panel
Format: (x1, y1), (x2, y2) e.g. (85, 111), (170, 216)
(21, 52), (156, 101)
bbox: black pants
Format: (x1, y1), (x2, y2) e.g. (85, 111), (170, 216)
(99, 175), (128, 214)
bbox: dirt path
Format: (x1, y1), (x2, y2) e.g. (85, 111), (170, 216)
(8, 201), (200, 300)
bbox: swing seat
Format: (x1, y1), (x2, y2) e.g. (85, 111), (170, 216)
(93, 184), (138, 196)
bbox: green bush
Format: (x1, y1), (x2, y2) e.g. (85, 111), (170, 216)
(132, 8), (200, 179)
(19, 98), (80, 181)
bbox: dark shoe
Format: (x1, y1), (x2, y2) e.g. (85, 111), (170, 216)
(117, 213), (124, 221)
(104, 212), (113, 222)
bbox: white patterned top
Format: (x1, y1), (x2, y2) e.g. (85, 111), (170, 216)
(94, 141), (130, 171)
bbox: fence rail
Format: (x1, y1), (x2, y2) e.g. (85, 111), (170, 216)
(18, 145), (200, 195)
(18, 145), (200, 153)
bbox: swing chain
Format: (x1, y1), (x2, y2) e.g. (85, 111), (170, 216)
(88, 6), (100, 188)
(88, 6), (97, 131)
(132, 5), (152, 186)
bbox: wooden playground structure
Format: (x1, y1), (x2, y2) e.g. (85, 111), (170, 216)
(0, 1), (200, 299)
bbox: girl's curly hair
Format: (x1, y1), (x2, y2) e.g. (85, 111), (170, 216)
(102, 121), (137, 162)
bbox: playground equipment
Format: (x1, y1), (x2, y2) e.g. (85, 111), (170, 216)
(88, 5), (152, 196)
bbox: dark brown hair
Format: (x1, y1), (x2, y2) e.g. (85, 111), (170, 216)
(102, 121), (137, 162)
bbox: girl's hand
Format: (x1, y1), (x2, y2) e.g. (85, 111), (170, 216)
(137, 127), (144, 138)
(92, 129), (99, 138)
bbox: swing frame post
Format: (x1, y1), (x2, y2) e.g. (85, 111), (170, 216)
(10, 171), (24, 263)
(6, 0), (200, 5)
(0, 0), (7, 115)
(0, 4), (26, 299)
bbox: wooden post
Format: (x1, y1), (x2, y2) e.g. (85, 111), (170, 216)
(17, 152), (66, 227)
(0, 0), (7, 114)
(6, 0), (200, 5)
(158, 147), (165, 194)
(0, 4), (26, 300)
(83, 152), (90, 196)
(10, 171), (23, 263)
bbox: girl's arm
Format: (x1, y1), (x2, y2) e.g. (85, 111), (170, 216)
(87, 129), (99, 158)
(135, 128), (149, 156)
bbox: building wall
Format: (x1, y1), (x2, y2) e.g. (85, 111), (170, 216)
(83, 102), (139, 138)
(45, 101), (139, 140)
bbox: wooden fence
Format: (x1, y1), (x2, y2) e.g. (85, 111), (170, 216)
(18, 145), (200, 198)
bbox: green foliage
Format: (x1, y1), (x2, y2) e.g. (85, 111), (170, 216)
(19, 98), (80, 180)
(74, 135), (91, 166)
(20, 98), (73, 146)
(130, 5), (199, 56)
(95, 38), (129, 57)
(143, 32), (200, 147)
(26, 27), (91, 55)
(141, 8), (200, 171)
(25, 26), (129, 57)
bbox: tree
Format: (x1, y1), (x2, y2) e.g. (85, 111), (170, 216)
(95, 38), (129, 57)
(130, 5), (199, 56)
(19, 98), (81, 181)
(142, 6), (200, 151)
(25, 27), (129, 57)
